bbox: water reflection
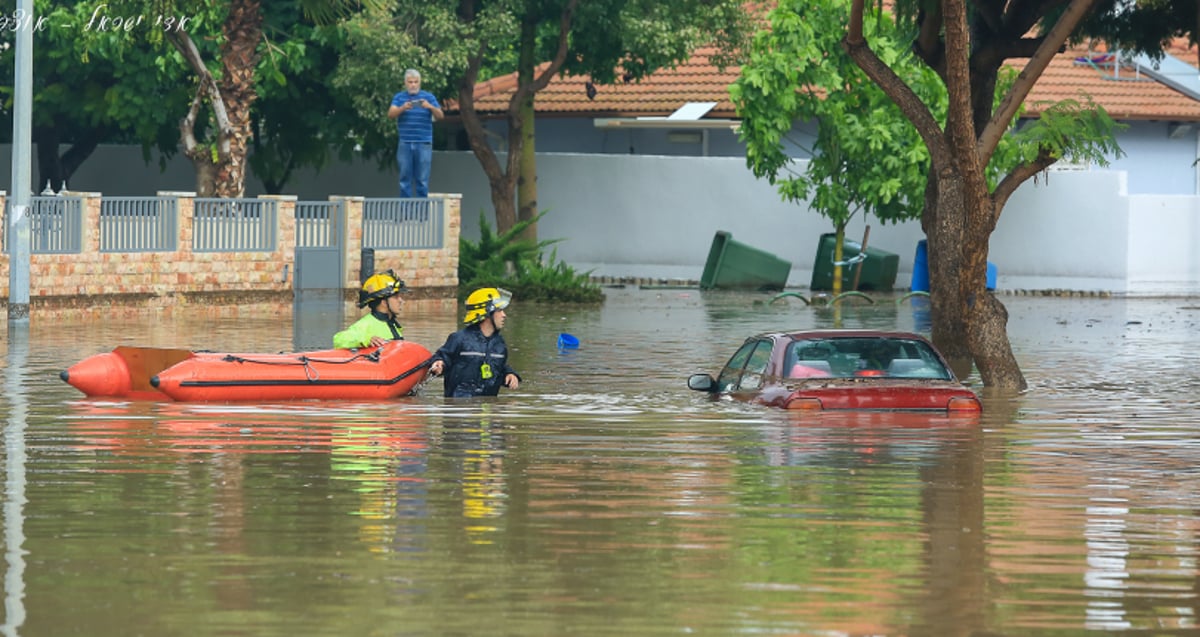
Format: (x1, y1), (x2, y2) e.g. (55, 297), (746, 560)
(8, 290), (1200, 634)
(292, 289), (345, 351)
(3, 326), (29, 637)
(438, 410), (509, 545)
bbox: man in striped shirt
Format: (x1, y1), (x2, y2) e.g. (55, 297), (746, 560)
(388, 69), (444, 198)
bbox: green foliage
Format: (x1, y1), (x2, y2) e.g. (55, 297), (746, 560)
(1002, 95), (1126, 170)
(733, 0), (1126, 234)
(1079, 0), (1194, 61)
(0, 0), (190, 155)
(459, 210), (603, 304)
(251, 19), (360, 190)
(555, 0), (750, 83)
(732, 0), (941, 230)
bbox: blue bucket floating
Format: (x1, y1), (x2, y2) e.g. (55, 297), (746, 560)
(557, 333), (580, 349)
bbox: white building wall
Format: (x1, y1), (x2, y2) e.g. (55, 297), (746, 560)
(4, 145), (1200, 295)
(1107, 121), (1199, 195)
(991, 170), (1131, 292)
(1126, 194), (1200, 294)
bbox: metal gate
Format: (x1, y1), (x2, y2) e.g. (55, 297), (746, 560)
(294, 200), (345, 291)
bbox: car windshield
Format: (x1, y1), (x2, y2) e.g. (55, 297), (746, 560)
(784, 337), (952, 380)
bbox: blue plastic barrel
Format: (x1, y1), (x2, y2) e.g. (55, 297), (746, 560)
(911, 239), (997, 291)
(911, 240), (930, 292)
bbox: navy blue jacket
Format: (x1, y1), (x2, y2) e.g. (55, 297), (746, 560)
(431, 324), (519, 397)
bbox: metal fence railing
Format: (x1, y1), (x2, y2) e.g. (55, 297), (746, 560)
(2, 195), (446, 257)
(99, 197), (178, 253)
(2, 196), (86, 254)
(192, 198), (278, 252)
(362, 198), (444, 250)
(295, 200), (343, 248)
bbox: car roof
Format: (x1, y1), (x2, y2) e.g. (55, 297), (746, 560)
(756, 329), (934, 342)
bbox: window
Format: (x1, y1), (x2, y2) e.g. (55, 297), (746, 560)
(717, 339), (773, 392)
(786, 339), (837, 378)
(737, 340), (774, 390)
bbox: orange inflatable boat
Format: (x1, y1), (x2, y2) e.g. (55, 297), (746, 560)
(61, 340), (432, 402)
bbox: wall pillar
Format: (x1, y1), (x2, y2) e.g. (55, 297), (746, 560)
(331, 195), (364, 292)
(259, 194), (297, 290)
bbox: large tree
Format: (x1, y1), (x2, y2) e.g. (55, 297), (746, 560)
(841, 0), (1136, 389)
(336, 0), (748, 236)
(733, 0), (946, 298)
(468, 0), (749, 237)
(248, 11), (368, 193)
(0, 0), (186, 191)
(102, 0), (381, 197)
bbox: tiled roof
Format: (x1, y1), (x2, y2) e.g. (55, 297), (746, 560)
(1023, 42), (1200, 120)
(463, 46), (741, 119)
(456, 41), (1200, 123)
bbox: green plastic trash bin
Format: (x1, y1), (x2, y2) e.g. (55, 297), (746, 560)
(700, 231), (792, 290)
(810, 233), (899, 291)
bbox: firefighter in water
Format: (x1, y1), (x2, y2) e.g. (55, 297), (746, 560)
(428, 287), (521, 398)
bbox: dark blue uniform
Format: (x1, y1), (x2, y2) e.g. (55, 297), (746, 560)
(431, 324), (520, 397)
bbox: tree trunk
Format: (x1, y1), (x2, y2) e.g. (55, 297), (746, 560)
(832, 223), (845, 298)
(926, 146), (1025, 390)
(926, 168), (970, 377)
(34, 126), (64, 194)
(34, 125), (103, 193)
(844, 0), (1026, 390)
(214, 0), (263, 199)
(186, 153), (220, 198)
(454, 80), (520, 234)
(166, 1), (261, 200)
(515, 16), (540, 242)
(489, 172), (519, 235)
(455, 0), (577, 236)
(517, 90), (539, 241)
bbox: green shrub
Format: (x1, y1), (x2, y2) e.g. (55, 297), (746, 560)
(458, 210), (604, 304)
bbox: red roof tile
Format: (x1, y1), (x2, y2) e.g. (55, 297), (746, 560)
(1024, 42), (1200, 121)
(455, 41), (1200, 123)
(461, 47), (741, 119)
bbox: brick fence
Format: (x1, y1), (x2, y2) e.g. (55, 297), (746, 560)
(0, 191), (461, 315)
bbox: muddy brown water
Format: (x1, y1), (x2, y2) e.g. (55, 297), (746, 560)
(2, 287), (1199, 636)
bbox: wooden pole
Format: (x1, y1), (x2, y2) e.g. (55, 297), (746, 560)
(851, 225), (870, 291)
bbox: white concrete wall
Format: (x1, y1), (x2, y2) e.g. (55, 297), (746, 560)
(5, 145), (1200, 295)
(1108, 121), (1200, 195)
(434, 151), (926, 287)
(991, 170), (1131, 292)
(1126, 194), (1200, 294)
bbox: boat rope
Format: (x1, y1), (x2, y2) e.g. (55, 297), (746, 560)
(173, 355), (436, 389)
(219, 350), (383, 367)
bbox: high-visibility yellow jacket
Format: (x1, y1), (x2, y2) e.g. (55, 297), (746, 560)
(333, 311), (403, 349)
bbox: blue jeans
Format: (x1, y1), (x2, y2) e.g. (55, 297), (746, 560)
(397, 142), (433, 198)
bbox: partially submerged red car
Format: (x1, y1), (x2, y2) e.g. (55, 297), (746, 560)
(688, 329), (982, 412)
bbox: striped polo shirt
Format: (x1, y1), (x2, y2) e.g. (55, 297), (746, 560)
(392, 90), (440, 143)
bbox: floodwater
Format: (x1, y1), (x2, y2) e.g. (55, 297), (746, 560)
(3, 287), (1200, 636)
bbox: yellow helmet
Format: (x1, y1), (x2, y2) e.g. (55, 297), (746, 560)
(464, 287), (512, 325)
(358, 270), (407, 308)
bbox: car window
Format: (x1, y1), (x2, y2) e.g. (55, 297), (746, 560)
(786, 340), (836, 378)
(885, 340), (952, 379)
(716, 340), (758, 392)
(736, 340), (774, 390)
(820, 337), (952, 380)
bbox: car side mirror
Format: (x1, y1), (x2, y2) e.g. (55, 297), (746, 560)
(687, 373), (715, 392)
